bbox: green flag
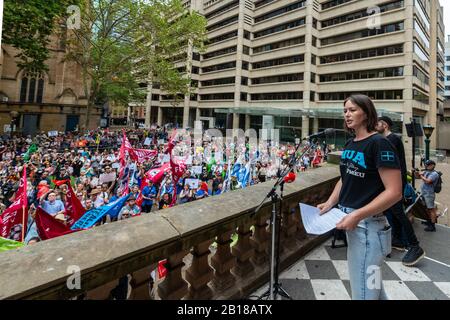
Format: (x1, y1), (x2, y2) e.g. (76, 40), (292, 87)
(23, 144), (37, 161)
(0, 237), (25, 252)
(207, 154), (216, 173)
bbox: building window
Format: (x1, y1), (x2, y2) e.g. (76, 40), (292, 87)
(311, 54), (316, 65)
(320, 90), (403, 101)
(240, 93), (247, 101)
(202, 61), (236, 73)
(241, 77), (248, 85)
(413, 88), (429, 104)
(254, 1), (306, 23)
(322, 0), (353, 10)
(243, 45), (250, 55)
(310, 72), (316, 83)
(320, 44), (403, 64)
(242, 61), (249, 70)
(320, 67), (404, 82)
(207, 15), (239, 32)
(252, 73), (304, 85)
(322, 1), (404, 28)
(253, 18), (305, 38)
(321, 21), (404, 46)
(252, 55), (304, 69)
(251, 92), (303, 100)
(201, 77), (235, 87)
(207, 30), (238, 45)
(203, 46), (237, 60)
(253, 36), (305, 54)
(413, 66), (429, 85)
(20, 72), (45, 103)
(200, 93), (235, 100)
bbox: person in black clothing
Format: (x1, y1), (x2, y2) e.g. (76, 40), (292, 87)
(318, 94), (403, 300)
(377, 116), (425, 266)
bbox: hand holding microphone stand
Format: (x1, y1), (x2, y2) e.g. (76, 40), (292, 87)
(254, 129), (334, 300)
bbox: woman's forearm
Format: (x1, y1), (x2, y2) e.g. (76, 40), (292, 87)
(327, 179), (342, 206)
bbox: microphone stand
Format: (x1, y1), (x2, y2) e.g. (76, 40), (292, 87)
(255, 139), (315, 300)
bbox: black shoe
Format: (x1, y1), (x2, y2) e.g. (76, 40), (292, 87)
(402, 245), (425, 267)
(421, 220), (430, 225)
(424, 223), (436, 232)
(392, 238), (407, 251)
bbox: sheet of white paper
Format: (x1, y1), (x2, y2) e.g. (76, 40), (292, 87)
(299, 203), (347, 235)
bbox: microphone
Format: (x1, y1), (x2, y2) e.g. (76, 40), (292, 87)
(303, 128), (335, 140)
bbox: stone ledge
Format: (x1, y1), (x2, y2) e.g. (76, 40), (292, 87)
(0, 164), (340, 299)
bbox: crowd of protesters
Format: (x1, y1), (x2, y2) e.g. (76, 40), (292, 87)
(0, 126), (330, 245)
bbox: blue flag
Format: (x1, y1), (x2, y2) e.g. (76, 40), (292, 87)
(238, 161), (251, 188)
(71, 194), (130, 230)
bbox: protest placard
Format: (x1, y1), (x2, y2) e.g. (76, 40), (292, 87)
(185, 178), (199, 189)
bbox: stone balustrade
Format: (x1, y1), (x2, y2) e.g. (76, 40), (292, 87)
(0, 164), (340, 300)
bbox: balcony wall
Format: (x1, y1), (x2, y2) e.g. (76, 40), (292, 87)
(0, 165), (340, 300)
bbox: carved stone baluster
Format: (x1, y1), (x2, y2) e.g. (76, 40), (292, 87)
(281, 204), (298, 251)
(85, 279), (119, 300)
(185, 239), (214, 299)
(231, 222), (255, 278)
(129, 263), (157, 300)
(250, 211), (270, 266)
(211, 230), (236, 291)
(157, 250), (189, 300)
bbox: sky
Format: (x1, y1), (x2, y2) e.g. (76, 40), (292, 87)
(441, 0), (450, 39)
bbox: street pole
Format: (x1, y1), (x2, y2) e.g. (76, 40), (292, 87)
(425, 136), (430, 162)
(411, 118), (416, 189)
(0, 0), (3, 51)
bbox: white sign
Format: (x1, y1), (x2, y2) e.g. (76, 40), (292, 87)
(299, 203), (347, 235)
(191, 166), (203, 175)
(144, 137), (152, 146)
(3, 125), (11, 133)
(185, 178), (199, 189)
(158, 139), (165, 145)
(48, 131), (58, 137)
(158, 153), (170, 163)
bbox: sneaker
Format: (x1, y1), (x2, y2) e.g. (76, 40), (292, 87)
(402, 245), (425, 267)
(392, 238), (407, 251)
(424, 224), (436, 232)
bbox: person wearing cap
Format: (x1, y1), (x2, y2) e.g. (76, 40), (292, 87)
(39, 190), (65, 218)
(90, 188), (104, 208)
(118, 196), (141, 219)
(417, 159), (439, 232)
(377, 116), (425, 266)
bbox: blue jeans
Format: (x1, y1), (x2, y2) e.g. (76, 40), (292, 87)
(338, 205), (392, 300)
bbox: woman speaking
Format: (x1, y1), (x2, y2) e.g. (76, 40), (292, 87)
(318, 94), (402, 300)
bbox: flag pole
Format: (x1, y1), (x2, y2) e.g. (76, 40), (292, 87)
(21, 205), (26, 243)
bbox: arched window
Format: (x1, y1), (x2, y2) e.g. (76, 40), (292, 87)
(19, 71), (45, 103)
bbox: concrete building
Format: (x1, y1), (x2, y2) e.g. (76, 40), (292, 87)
(445, 35), (450, 105)
(0, 32), (101, 136)
(136, 0), (445, 150)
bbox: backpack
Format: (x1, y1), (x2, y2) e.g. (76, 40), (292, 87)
(434, 171), (443, 193)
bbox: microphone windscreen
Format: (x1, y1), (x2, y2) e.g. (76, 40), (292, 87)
(324, 128), (335, 135)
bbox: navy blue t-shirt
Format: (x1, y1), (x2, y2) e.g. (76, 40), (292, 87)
(339, 133), (400, 209)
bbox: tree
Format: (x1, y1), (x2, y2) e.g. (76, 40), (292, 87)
(3, 0), (76, 72)
(65, 0), (207, 130)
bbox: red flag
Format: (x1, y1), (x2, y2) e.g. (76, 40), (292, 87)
(0, 166), (28, 241)
(145, 163), (171, 184)
(158, 259), (167, 279)
(52, 179), (70, 187)
(65, 183), (87, 226)
(164, 130), (177, 155)
(169, 148), (186, 206)
(128, 148), (157, 163)
(35, 207), (76, 240)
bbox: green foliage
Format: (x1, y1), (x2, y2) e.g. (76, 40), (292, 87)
(3, 0), (78, 72)
(64, 0), (207, 128)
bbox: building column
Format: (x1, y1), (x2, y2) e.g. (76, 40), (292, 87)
(245, 115), (250, 131)
(429, 0), (438, 149)
(196, 108), (201, 122)
(157, 107), (163, 127)
(313, 117), (319, 133)
(183, 98), (190, 129)
(232, 113), (239, 130)
(145, 78), (153, 128)
(302, 116), (309, 140)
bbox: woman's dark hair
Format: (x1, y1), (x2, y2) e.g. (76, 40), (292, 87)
(343, 94), (378, 133)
